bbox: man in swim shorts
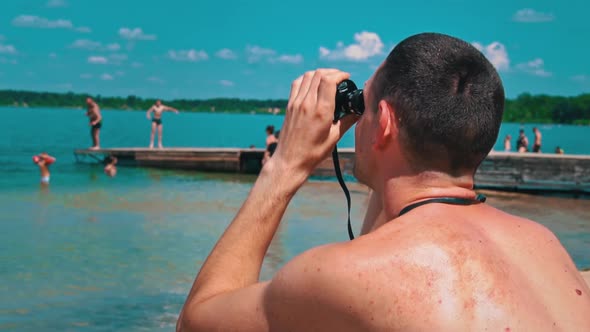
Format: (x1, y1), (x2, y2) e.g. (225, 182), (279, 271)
(532, 127), (542, 152)
(33, 153), (55, 185)
(177, 33), (590, 331)
(146, 99), (179, 148)
(86, 97), (103, 150)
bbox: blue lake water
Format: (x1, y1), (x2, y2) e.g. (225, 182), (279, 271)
(1, 107), (589, 331)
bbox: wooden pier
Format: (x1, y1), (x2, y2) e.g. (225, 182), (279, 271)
(74, 148), (590, 194)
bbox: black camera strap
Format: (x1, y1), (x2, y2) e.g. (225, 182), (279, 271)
(333, 144), (486, 241)
(332, 145), (355, 240)
(398, 194), (487, 217)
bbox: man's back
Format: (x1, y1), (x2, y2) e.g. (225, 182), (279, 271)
(317, 203), (590, 331)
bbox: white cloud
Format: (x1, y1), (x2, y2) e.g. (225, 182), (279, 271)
(12, 15), (90, 33)
(244, 45), (301, 64)
(47, 0), (67, 7)
(49, 52), (57, 58)
(88, 56), (108, 64)
(246, 45), (276, 63)
(516, 58), (551, 77)
(0, 57), (18, 64)
(70, 39), (120, 52)
(513, 9), (555, 23)
(472, 41), (510, 72)
(168, 49), (208, 62)
(109, 53), (128, 63)
(87, 54), (127, 65)
(106, 43), (120, 51)
(0, 35), (5, 41)
(100, 73), (114, 81)
(115, 70), (125, 76)
(273, 54), (303, 64)
(148, 76), (165, 84)
(0, 44), (17, 55)
(319, 31), (384, 61)
(131, 62), (143, 68)
(80, 73), (93, 79)
(71, 39), (101, 50)
(12, 15), (73, 29)
(75, 26), (91, 33)
(219, 80), (234, 87)
(571, 75), (588, 82)
(216, 48), (237, 60)
(119, 27), (156, 40)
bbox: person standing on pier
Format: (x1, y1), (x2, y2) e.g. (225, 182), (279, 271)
(532, 127), (542, 152)
(516, 129), (529, 152)
(86, 97), (102, 150)
(146, 99), (179, 149)
(504, 134), (512, 151)
(265, 125), (278, 148)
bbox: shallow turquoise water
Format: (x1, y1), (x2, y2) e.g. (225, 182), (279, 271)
(1, 107), (589, 331)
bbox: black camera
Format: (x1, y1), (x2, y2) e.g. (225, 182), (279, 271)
(334, 80), (365, 122)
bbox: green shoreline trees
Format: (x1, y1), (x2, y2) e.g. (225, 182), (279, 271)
(1, 90), (589, 124)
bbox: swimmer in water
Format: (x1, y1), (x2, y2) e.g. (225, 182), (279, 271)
(104, 155), (118, 177)
(33, 153), (56, 185)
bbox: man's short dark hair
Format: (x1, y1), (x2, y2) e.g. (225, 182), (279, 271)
(372, 33), (505, 174)
(266, 125), (275, 134)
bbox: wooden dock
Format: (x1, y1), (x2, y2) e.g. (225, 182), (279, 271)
(74, 148), (590, 194)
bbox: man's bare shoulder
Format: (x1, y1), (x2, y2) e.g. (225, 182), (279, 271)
(265, 243), (370, 331)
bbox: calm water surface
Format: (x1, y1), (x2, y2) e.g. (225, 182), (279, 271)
(1, 107), (589, 331)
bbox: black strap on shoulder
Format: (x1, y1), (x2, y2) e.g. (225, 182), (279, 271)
(398, 194), (486, 217)
(333, 144), (486, 240)
(332, 146), (355, 240)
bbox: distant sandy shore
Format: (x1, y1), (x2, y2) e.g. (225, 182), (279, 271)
(582, 271), (590, 287)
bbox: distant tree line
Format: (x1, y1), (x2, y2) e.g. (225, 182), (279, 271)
(504, 93), (590, 125)
(1, 90), (589, 124)
(0, 90), (287, 115)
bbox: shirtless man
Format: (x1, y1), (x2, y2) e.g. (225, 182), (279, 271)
(263, 130), (279, 165)
(177, 33), (590, 331)
(33, 153), (56, 186)
(265, 125), (278, 148)
(146, 99), (179, 148)
(86, 97), (102, 150)
(517, 129), (529, 153)
(533, 127), (542, 152)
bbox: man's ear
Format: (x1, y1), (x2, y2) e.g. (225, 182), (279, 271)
(374, 100), (395, 149)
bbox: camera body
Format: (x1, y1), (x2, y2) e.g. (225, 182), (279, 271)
(334, 80), (365, 122)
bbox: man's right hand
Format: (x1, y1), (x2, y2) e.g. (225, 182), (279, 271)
(270, 69), (359, 177)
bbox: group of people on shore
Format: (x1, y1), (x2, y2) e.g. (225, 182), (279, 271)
(503, 126), (563, 154)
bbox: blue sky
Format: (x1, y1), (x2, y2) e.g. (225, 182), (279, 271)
(0, 0), (588, 100)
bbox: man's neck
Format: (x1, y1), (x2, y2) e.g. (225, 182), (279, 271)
(375, 171), (476, 228)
